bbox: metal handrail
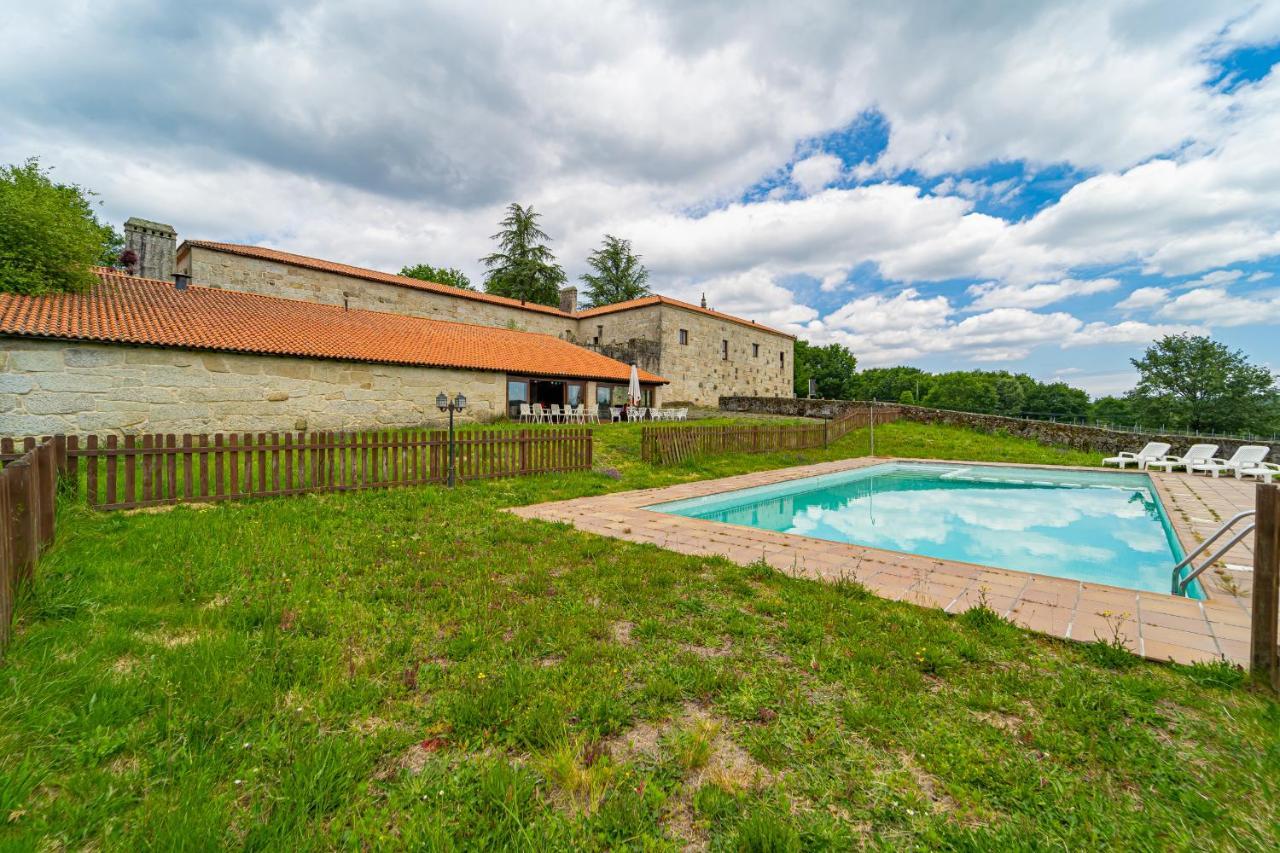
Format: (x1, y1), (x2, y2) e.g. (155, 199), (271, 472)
(1171, 509), (1255, 595)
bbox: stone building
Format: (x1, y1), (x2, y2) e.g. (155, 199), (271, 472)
(175, 238), (795, 406)
(0, 269), (665, 436)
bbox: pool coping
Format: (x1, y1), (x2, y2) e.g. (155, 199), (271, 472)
(509, 457), (1256, 666)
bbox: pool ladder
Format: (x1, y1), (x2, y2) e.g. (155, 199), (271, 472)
(1170, 510), (1255, 596)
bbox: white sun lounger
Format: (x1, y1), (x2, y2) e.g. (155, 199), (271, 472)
(1145, 444), (1219, 473)
(1102, 442), (1171, 470)
(1190, 445), (1270, 479)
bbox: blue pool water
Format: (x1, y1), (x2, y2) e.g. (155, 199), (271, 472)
(649, 462), (1199, 597)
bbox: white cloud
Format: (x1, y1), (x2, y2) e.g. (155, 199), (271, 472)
(1156, 286), (1280, 327)
(965, 277), (1120, 310)
(1115, 286), (1171, 311)
(1247, 271), (1273, 282)
(790, 153), (844, 195)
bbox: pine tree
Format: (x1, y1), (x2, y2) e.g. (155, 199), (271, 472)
(580, 235), (650, 307)
(480, 203), (565, 306)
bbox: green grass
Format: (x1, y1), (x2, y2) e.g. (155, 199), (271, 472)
(1, 420), (1276, 850)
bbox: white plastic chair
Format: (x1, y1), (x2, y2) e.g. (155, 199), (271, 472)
(677, 408), (688, 421)
(1102, 442), (1171, 470)
(634, 407), (648, 421)
(1238, 462), (1279, 484)
(570, 404), (586, 424)
(548, 404), (563, 423)
(518, 403), (534, 423)
(1146, 444), (1218, 473)
(530, 404), (547, 424)
(609, 407), (623, 422)
(1191, 445), (1270, 478)
(585, 405), (600, 424)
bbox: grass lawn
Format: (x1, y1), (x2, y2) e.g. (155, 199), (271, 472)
(2, 421), (1276, 850)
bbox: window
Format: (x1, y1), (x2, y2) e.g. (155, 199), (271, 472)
(679, 329), (689, 345)
(752, 343), (759, 358)
(506, 378), (529, 419)
(779, 351), (785, 370)
(567, 382), (585, 406)
(722, 340), (729, 360)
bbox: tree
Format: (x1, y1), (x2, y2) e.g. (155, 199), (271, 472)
(1090, 395), (1133, 426)
(898, 389), (915, 405)
(993, 376), (1026, 417)
(580, 235), (650, 307)
(923, 372), (999, 413)
(1127, 334), (1277, 433)
(0, 158), (121, 294)
(793, 340), (858, 399)
(1023, 381), (1090, 421)
(848, 366), (931, 402)
(399, 263), (473, 290)
(480, 203), (566, 306)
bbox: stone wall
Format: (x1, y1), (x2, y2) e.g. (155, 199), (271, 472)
(1, 338), (505, 436)
(720, 396), (1280, 459)
(180, 247), (576, 338)
(653, 306), (793, 406)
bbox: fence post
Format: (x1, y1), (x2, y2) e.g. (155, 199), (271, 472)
(1252, 483), (1279, 691)
(36, 442), (55, 547)
(519, 430), (529, 473)
(6, 459), (36, 583)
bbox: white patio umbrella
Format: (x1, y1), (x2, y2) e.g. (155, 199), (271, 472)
(628, 364), (642, 407)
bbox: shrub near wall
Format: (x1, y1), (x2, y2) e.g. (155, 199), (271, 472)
(719, 396), (1280, 460)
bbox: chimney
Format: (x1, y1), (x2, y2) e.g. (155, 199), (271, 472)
(558, 286), (578, 313)
(124, 218), (177, 281)
(700, 292), (707, 309)
(172, 272), (190, 291)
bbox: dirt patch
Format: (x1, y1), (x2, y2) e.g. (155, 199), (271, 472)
(201, 594), (230, 610)
(606, 702), (773, 849)
(137, 629), (202, 648)
(107, 755), (140, 776)
(973, 710), (1022, 734)
(538, 655), (564, 668)
(681, 640), (733, 659)
(898, 751), (959, 814)
(612, 620), (635, 646)
(110, 656), (138, 676)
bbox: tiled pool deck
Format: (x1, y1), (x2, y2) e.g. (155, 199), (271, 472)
(511, 457), (1260, 666)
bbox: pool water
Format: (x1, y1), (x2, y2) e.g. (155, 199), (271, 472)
(649, 462), (1199, 598)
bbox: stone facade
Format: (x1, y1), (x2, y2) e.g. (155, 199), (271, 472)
(720, 396), (1280, 459)
(179, 246), (578, 338)
(0, 338), (505, 436)
(651, 304), (793, 405)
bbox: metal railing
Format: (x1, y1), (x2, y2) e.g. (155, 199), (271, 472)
(1171, 509), (1256, 595)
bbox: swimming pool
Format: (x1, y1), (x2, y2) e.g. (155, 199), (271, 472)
(648, 462), (1199, 598)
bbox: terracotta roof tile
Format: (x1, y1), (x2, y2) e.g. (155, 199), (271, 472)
(575, 295), (794, 338)
(0, 269), (668, 384)
(179, 240), (575, 317)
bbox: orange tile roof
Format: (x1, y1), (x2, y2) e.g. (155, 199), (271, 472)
(575, 295), (794, 338)
(179, 240), (574, 317)
(0, 269), (668, 384)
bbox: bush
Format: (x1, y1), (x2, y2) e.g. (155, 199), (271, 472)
(0, 158), (121, 294)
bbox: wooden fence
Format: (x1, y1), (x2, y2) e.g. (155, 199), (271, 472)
(1, 428), (592, 511)
(1, 437), (60, 655)
(641, 422), (827, 465)
(640, 407), (900, 465)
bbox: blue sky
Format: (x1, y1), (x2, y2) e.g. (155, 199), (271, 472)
(3, 1), (1280, 396)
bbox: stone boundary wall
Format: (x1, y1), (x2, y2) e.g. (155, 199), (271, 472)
(719, 396), (1280, 459)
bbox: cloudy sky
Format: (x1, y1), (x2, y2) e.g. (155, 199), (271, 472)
(5, 1), (1280, 396)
